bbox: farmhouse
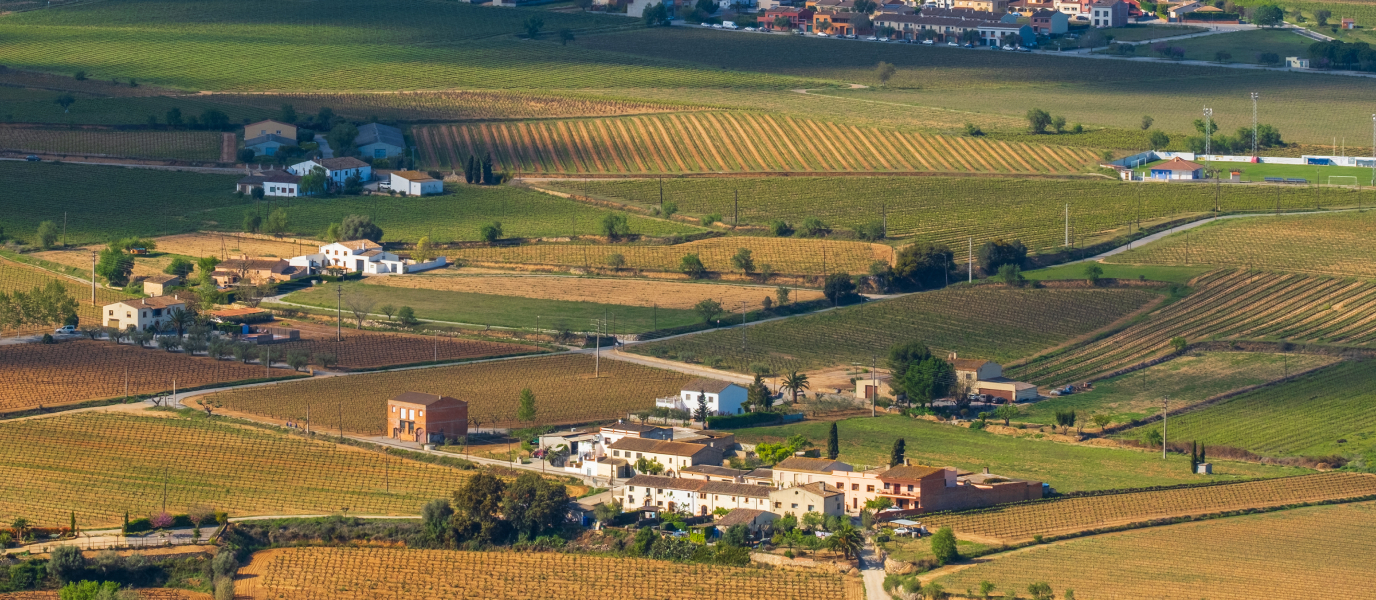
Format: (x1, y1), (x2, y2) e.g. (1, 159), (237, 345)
(245, 120), (296, 140)
(953, 355), (1002, 387)
(680, 465), (750, 482)
(244, 134), (296, 158)
(976, 377), (1040, 401)
(856, 373), (894, 400)
(769, 482), (846, 516)
(773, 456), (853, 487)
(236, 172), (303, 197)
(599, 421), (673, 455)
(877, 460), (1043, 512)
(210, 257), (307, 287)
(715, 508), (778, 535)
(316, 240), (402, 274)
(656, 378), (748, 416)
(1150, 156), (1204, 180)
(387, 391), (468, 444)
(389, 171), (443, 196)
(355, 123), (405, 159)
(608, 437), (724, 476)
(621, 474), (773, 515)
(102, 296), (187, 331)
(140, 275), (180, 297)
(288, 157), (372, 184)
(950, 355), (1039, 400)
(1089, 0), (1127, 27)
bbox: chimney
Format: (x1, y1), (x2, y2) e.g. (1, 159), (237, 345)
(173, 294), (179, 300)
(141, 299), (146, 305)
(983, 467), (990, 475)
(904, 458), (911, 466)
(949, 352), (957, 361)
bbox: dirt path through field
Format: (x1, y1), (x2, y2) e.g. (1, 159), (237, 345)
(220, 133), (236, 163)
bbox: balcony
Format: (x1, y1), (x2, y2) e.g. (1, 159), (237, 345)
(655, 396), (687, 410)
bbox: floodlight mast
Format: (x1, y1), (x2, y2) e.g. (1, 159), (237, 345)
(1203, 107), (1213, 158)
(1250, 92), (1259, 158)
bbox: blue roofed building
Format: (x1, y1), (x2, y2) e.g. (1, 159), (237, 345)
(355, 123), (406, 160)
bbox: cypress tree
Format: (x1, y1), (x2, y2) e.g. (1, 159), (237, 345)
(122, 512), (129, 534)
(1199, 443), (1206, 465)
(465, 155), (478, 184)
(827, 422), (839, 460)
(1190, 440), (1198, 474)
(481, 153), (495, 185)
(889, 437), (906, 467)
(70, 511), (76, 534)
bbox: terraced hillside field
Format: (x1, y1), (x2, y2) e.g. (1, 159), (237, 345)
(206, 353), (695, 432)
(414, 114), (1100, 174)
(451, 237), (894, 277)
(1106, 211), (1376, 277)
(0, 339), (298, 413)
(935, 501), (1376, 600)
(0, 127), (223, 161)
(1123, 360), (1376, 460)
(1013, 270), (1376, 385)
(236, 547), (855, 600)
(0, 257), (126, 336)
(921, 472), (1376, 543)
(548, 176), (1370, 253)
(0, 412), (475, 527)
(368, 273), (824, 310)
(631, 286), (1159, 374)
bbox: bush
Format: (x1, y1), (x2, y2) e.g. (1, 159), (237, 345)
(706, 412), (780, 428)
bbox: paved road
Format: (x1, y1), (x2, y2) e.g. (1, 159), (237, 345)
(314, 135), (333, 159)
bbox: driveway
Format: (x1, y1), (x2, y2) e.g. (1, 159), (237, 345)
(859, 539), (888, 599)
(314, 135), (334, 158)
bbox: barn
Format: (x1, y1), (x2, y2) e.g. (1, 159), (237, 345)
(387, 392), (468, 444)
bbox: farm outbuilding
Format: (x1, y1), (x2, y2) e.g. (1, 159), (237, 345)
(1150, 157), (1204, 180)
(975, 377), (1040, 401)
(390, 170), (443, 196)
(387, 391), (468, 444)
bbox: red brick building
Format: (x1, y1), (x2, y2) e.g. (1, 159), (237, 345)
(877, 461), (1042, 512)
(387, 392), (468, 444)
(763, 6), (815, 30)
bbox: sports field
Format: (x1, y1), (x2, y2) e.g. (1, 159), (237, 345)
(1122, 360), (1376, 460)
(1106, 211), (1376, 277)
(1133, 159), (1376, 183)
(726, 416), (1308, 492)
(1013, 270), (1376, 385)
(236, 547), (856, 600)
(204, 353), (695, 432)
(1015, 351), (1338, 426)
(934, 501), (1376, 599)
(632, 286), (1159, 374)
(547, 176), (1371, 252)
(0, 411), (476, 527)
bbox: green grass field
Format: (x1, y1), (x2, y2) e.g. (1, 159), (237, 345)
(631, 286), (1159, 374)
(281, 282), (701, 333)
(1017, 351), (1337, 425)
(1122, 29), (1317, 64)
(1106, 211), (1376, 277)
(1134, 159), (1376, 183)
(1024, 262), (1213, 284)
(0, 85), (277, 126)
(549, 176), (1370, 253)
(1099, 24), (1206, 42)
(1121, 360), (1376, 460)
(727, 416), (1309, 492)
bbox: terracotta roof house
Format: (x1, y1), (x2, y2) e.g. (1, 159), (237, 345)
(878, 460), (1042, 513)
(773, 456), (854, 487)
(608, 437), (724, 475)
(681, 465), (749, 482)
(621, 474), (772, 516)
(1149, 156), (1204, 180)
(769, 481), (846, 516)
(715, 508), (778, 534)
(102, 295), (187, 331)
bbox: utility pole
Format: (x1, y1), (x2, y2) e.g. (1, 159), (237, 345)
(1203, 107), (1212, 158)
(62, 212), (67, 247)
(162, 467), (168, 513)
(1161, 396), (1169, 459)
(1250, 92), (1259, 158)
(335, 283), (342, 341)
(594, 317), (601, 378)
(734, 189), (739, 226)
(1371, 114), (1375, 187)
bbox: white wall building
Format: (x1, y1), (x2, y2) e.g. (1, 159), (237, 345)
(102, 296), (187, 331)
(288, 157), (372, 184)
(656, 378), (748, 416)
(303, 240), (447, 275)
(390, 170), (444, 196)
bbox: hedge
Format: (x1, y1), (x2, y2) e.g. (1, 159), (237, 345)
(707, 412), (781, 428)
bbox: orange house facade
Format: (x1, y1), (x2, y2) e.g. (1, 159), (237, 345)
(387, 392), (468, 444)
(878, 461), (1043, 513)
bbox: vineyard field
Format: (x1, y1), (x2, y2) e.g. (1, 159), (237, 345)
(1013, 270), (1376, 385)
(1106, 211), (1376, 277)
(935, 501), (1376, 599)
(631, 286), (1159, 374)
(0, 127), (223, 161)
(209, 90), (709, 122)
(1016, 351), (1338, 426)
(0, 339), (297, 412)
(368, 273), (825, 310)
(1122, 360), (1376, 459)
(268, 323), (544, 370)
(922, 472), (1376, 543)
(414, 114), (1100, 174)
(0, 87), (276, 127)
(279, 282), (704, 333)
(200, 184), (701, 243)
(726, 416), (1308, 493)
(450, 236), (893, 277)
(546, 177), (1372, 252)
(0, 412), (477, 527)
(0, 161), (243, 245)
(236, 547), (854, 600)
(206, 353), (695, 432)
(0, 257), (127, 336)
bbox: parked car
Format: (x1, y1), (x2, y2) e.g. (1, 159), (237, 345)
(947, 40), (959, 46)
(54, 325), (78, 334)
(701, 23), (713, 27)
(922, 39), (934, 45)
(712, 23), (723, 29)
(1018, 46), (1031, 52)
(964, 42), (974, 48)
(846, 33), (857, 39)
(816, 32), (829, 37)
(25, 155), (41, 162)
(866, 35), (879, 41)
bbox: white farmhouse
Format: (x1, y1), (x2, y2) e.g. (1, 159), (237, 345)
(292, 239), (446, 275)
(657, 378), (748, 416)
(102, 296), (187, 331)
(389, 170), (443, 196)
(235, 172), (302, 197)
(288, 157), (372, 185)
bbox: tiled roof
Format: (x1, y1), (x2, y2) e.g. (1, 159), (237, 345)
(796, 482), (844, 497)
(1154, 156), (1204, 171)
(624, 474), (707, 490)
(602, 422), (666, 434)
(716, 508), (773, 527)
(881, 464), (946, 480)
(244, 133), (297, 148)
(112, 296), (186, 310)
(774, 456), (848, 473)
(610, 438), (713, 457)
(318, 157), (369, 170)
(681, 465), (747, 478)
(391, 170), (438, 183)
(681, 378), (737, 394)
(355, 122), (404, 149)
(701, 480), (772, 498)
(953, 358), (993, 371)
(389, 391), (464, 406)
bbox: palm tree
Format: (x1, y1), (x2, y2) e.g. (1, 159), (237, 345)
(167, 307), (192, 338)
(782, 371), (810, 404)
(10, 517), (30, 542)
(828, 523), (862, 559)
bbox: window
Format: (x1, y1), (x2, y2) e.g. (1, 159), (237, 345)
(867, 485), (875, 492)
(808, 505), (815, 512)
(791, 503), (798, 509)
(418, 411), (423, 417)
(108, 310), (113, 316)
(613, 450), (620, 457)
(657, 489), (663, 494)
(657, 501), (663, 506)
(374, 149), (386, 158)
(391, 406), (396, 413)
(907, 484), (914, 492)
(628, 486), (635, 492)
(852, 484), (859, 491)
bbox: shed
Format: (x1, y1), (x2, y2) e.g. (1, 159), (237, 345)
(141, 275), (180, 297)
(715, 508), (778, 535)
(388, 392), (469, 444)
(390, 170), (443, 196)
(974, 377), (1040, 401)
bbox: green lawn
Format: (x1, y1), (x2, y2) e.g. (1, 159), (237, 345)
(1016, 351), (1338, 425)
(728, 416), (1310, 492)
(1099, 24), (1206, 42)
(282, 282), (701, 333)
(1134, 159), (1376, 184)
(1124, 29), (1315, 64)
(0, 86), (276, 126)
(1120, 360), (1376, 460)
(1024, 262), (1213, 284)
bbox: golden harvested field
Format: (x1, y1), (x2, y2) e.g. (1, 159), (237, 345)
(150, 232), (318, 261)
(413, 113), (1101, 174)
(269, 321), (542, 370)
(206, 353), (695, 432)
(0, 412), (475, 527)
(0, 257), (125, 336)
(32, 244), (167, 281)
(1106, 211), (1376, 277)
(209, 90), (707, 121)
(236, 547), (854, 600)
(368, 273), (824, 310)
(0, 339), (297, 413)
(452, 237), (894, 277)
(935, 501), (1376, 600)
(922, 472), (1376, 544)
(1013, 270), (1376, 385)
